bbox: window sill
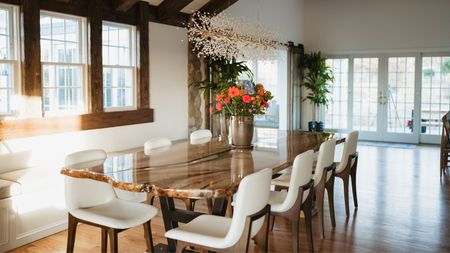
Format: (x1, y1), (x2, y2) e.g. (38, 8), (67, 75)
(0, 108), (153, 140)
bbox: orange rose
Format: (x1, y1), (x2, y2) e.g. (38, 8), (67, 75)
(242, 95), (251, 103)
(215, 93), (225, 101)
(228, 86), (240, 98)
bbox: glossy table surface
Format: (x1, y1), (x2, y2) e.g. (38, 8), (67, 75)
(61, 129), (342, 199)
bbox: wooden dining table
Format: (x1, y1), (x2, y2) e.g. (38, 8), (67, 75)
(61, 129), (344, 252)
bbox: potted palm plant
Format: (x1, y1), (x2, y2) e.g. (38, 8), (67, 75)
(302, 51), (334, 132)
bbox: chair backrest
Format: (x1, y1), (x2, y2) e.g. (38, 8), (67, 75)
(279, 150), (314, 212)
(313, 139), (336, 186)
(443, 112), (450, 146)
(224, 168), (272, 248)
(190, 129), (212, 144)
(64, 149), (116, 211)
(337, 131), (359, 173)
(0, 150), (33, 174)
(144, 137), (172, 154)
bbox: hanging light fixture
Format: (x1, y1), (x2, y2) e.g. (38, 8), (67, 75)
(187, 11), (279, 60)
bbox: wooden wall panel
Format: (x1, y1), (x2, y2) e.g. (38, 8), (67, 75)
(88, 0), (104, 113)
(137, 1), (149, 109)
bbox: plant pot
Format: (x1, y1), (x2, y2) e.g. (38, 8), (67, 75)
(230, 116), (254, 148)
(308, 121), (324, 132)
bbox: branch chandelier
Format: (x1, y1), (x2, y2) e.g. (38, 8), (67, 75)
(187, 12), (280, 60)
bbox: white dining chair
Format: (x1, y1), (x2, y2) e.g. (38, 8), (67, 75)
(144, 137), (172, 154)
(190, 129), (212, 145)
(165, 168), (272, 253)
(269, 150), (315, 253)
(64, 149), (158, 253)
(312, 139), (337, 239)
(334, 131), (359, 216)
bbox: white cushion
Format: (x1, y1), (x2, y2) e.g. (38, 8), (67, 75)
(165, 215), (231, 249)
(269, 189), (309, 213)
(271, 172), (291, 187)
(70, 198), (157, 230)
(0, 179), (21, 200)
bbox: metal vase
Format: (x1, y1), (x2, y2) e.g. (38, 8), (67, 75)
(230, 116), (254, 148)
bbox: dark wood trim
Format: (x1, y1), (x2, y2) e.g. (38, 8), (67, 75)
(102, 2), (138, 25)
(0, 109), (154, 140)
(157, 0), (193, 21)
(0, 0), (19, 5)
(113, 0), (139, 12)
(87, 0), (103, 113)
(199, 0), (239, 14)
(21, 0), (43, 118)
(137, 1), (149, 109)
(40, 0), (87, 17)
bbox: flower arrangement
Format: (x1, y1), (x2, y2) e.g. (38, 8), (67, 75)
(211, 81), (273, 116)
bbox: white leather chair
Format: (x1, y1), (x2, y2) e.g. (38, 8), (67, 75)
(144, 137), (172, 155)
(269, 150), (315, 253)
(334, 131), (359, 216)
(190, 129), (212, 145)
(165, 168), (272, 253)
(312, 139), (337, 239)
(64, 149), (158, 253)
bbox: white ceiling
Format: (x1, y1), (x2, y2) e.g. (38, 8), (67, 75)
(143, 0), (211, 14)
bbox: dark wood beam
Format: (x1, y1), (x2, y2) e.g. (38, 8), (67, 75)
(21, 0), (42, 118)
(88, 0), (103, 113)
(113, 0), (140, 12)
(137, 1), (149, 109)
(157, 0), (193, 21)
(147, 4), (190, 28)
(199, 0), (239, 14)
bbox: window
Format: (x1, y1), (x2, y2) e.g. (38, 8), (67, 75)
(0, 4), (18, 115)
(40, 12), (86, 115)
(102, 22), (136, 110)
(241, 50), (288, 129)
(325, 58), (348, 130)
(421, 56), (450, 135)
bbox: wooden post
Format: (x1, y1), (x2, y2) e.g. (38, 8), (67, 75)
(88, 0), (104, 113)
(21, 0), (42, 118)
(137, 1), (150, 109)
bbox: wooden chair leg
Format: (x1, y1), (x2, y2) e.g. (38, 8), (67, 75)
(67, 214), (78, 253)
(207, 198), (213, 214)
(143, 221), (154, 253)
(269, 215), (275, 231)
(290, 216), (300, 253)
(350, 169), (358, 208)
(326, 179), (336, 228)
(101, 228), (107, 253)
(315, 188), (325, 239)
(342, 176), (350, 217)
(108, 228), (118, 253)
(303, 198), (314, 253)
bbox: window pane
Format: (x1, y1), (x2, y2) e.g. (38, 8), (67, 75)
(325, 58), (349, 130)
(0, 63), (12, 114)
(353, 58), (378, 132)
(103, 67), (133, 108)
(421, 56), (450, 135)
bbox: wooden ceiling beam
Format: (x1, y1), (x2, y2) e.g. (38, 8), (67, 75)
(157, 0), (193, 21)
(113, 0), (140, 12)
(199, 0), (239, 14)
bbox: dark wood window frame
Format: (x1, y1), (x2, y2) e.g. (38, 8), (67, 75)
(0, 0), (158, 140)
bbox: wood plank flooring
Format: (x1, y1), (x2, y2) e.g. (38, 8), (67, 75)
(10, 143), (450, 252)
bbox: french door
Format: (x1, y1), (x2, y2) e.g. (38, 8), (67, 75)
(326, 55), (421, 143)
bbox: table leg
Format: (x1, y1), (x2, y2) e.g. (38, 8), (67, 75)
(159, 196), (178, 252)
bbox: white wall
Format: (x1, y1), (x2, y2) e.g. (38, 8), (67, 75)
(304, 0), (450, 54)
(1, 22), (188, 167)
(227, 0), (304, 45)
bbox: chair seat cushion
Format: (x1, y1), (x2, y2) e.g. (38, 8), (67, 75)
(269, 188), (309, 213)
(271, 172), (291, 187)
(165, 215), (232, 249)
(0, 179), (21, 200)
(70, 199), (157, 229)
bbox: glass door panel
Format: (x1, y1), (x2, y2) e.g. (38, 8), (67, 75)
(325, 58), (348, 130)
(352, 58), (379, 133)
(386, 57), (416, 134)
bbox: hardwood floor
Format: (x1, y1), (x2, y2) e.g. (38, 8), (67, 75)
(10, 143), (450, 252)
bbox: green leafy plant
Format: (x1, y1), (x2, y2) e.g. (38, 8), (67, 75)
(301, 51), (334, 121)
(191, 59), (254, 97)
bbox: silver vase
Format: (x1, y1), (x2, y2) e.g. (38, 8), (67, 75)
(230, 116), (254, 148)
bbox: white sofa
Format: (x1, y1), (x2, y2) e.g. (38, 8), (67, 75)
(0, 150), (68, 252)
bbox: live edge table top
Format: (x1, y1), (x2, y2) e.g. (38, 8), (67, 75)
(60, 129), (342, 200)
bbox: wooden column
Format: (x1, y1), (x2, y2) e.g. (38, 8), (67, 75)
(137, 1), (149, 109)
(88, 0), (104, 113)
(21, 0), (42, 117)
